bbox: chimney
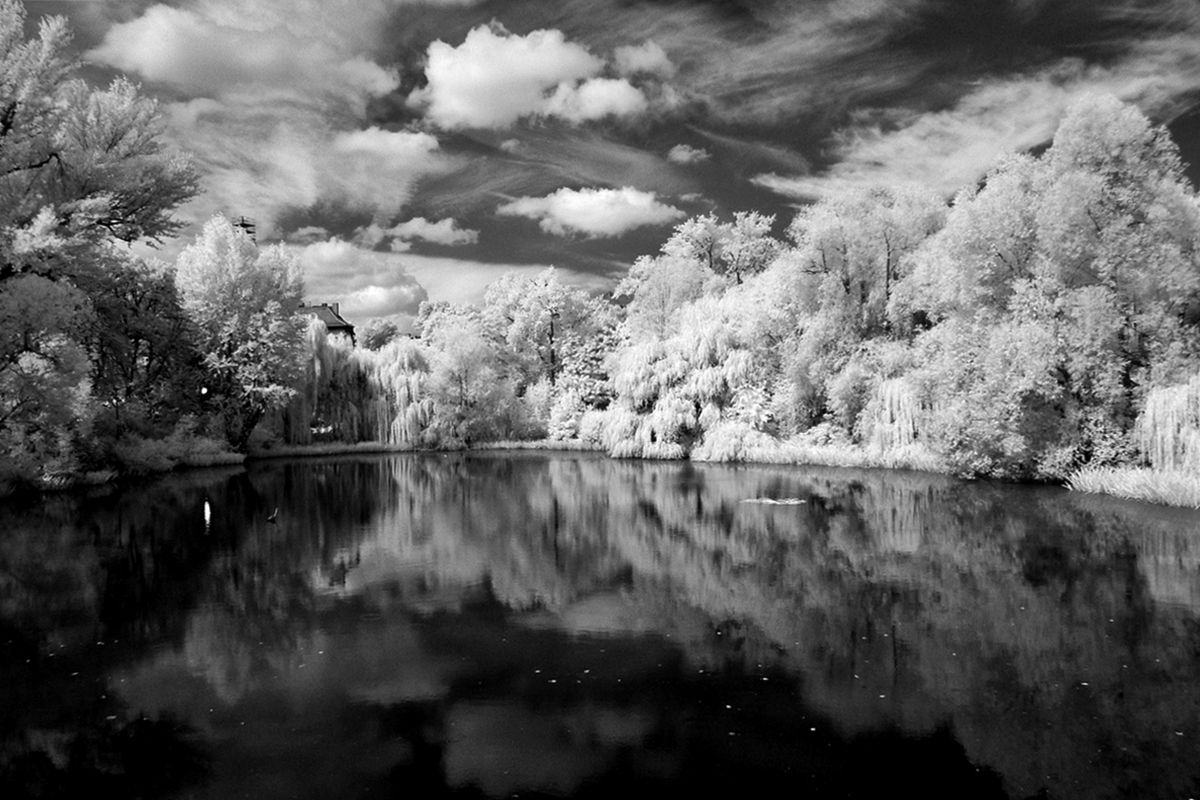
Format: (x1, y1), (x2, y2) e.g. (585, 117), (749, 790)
(331, 302), (339, 316)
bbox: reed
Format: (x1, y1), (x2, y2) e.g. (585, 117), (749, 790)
(1066, 465), (1200, 509)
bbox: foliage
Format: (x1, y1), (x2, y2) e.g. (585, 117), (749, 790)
(277, 318), (429, 447)
(360, 318), (401, 351)
(109, 417), (239, 475)
(423, 318), (521, 447)
(1134, 373), (1200, 471)
(175, 216), (306, 450)
(0, 2), (197, 481)
(1066, 465), (1200, 509)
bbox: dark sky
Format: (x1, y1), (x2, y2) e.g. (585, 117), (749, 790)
(27, 0), (1200, 322)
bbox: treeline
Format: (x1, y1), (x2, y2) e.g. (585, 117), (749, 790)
(328, 93), (1200, 488)
(5, 1), (1200, 494)
(598, 93), (1200, 482)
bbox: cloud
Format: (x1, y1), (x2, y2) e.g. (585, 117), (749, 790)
(288, 225), (331, 244)
(163, 104), (452, 239)
(86, 4), (399, 108)
(666, 144), (711, 164)
(407, 23), (670, 129)
(409, 23), (603, 128)
(496, 187), (685, 237)
(297, 238), (608, 308)
(613, 40), (675, 78)
(297, 238), (428, 320)
(390, 217), (480, 247)
(86, 1), (457, 241)
(753, 39), (1200, 199)
(544, 78), (650, 123)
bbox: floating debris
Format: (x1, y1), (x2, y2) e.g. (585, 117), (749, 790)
(740, 497), (806, 505)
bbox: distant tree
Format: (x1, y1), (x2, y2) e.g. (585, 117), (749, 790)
(482, 268), (613, 389)
(176, 216), (307, 450)
(616, 253), (710, 341)
(718, 211), (781, 284)
(424, 320), (517, 447)
(361, 318), (400, 351)
(660, 211), (782, 285)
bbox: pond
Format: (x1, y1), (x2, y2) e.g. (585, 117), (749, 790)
(2, 452), (1200, 799)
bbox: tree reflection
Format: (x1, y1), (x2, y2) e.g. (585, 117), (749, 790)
(4, 454), (1200, 798)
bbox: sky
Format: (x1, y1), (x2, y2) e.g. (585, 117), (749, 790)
(26, 0), (1200, 326)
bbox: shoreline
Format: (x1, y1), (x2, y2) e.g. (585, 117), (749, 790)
(6, 438), (1195, 511)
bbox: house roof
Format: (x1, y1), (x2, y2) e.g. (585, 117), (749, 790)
(300, 303), (355, 335)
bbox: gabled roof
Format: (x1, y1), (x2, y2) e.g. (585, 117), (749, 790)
(300, 303), (355, 336)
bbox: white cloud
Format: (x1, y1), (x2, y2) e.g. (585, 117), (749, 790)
(409, 24), (603, 128)
(297, 238), (605, 308)
(389, 217), (480, 247)
(667, 144), (711, 164)
(613, 40), (675, 78)
(86, 5), (399, 108)
(297, 239), (428, 320)
(497, 186), (684, 237)
(408, 23), (667, 129)
(544, 78), (650, 123)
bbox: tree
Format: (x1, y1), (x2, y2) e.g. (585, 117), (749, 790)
(361, 318), (400, 351)
(424, 321), (518, 447)
(718, 211), (782, 285)
(83, 254), (204, 430)
(0, 2), (196, 274)
(617, 253), (710, 341)
(0, 2), (198, 477)
(176, 216), (307, 450)
(482, 268), (614, 390)
(898, 95), (1200, 477)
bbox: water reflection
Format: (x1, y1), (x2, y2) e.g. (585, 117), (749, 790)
(3, 454), (1200, 798)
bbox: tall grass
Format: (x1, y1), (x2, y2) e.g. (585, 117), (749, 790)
(1066, 466), (1200, 509)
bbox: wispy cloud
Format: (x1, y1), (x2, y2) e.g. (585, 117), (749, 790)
(754, 33), (1200, 199)
(86, 1), (454, 240)
(496, 186), (684, 237)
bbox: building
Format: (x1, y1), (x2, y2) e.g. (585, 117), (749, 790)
(300, 302), (356, 344)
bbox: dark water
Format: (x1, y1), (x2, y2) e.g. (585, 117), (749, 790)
(3, 453), (1200, 799)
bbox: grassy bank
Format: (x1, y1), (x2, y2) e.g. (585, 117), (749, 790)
(473, 439), (606, 452)
(248, 441), (416, 459)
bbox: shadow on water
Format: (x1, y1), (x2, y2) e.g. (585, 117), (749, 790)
(2, 453), (1200, 799)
